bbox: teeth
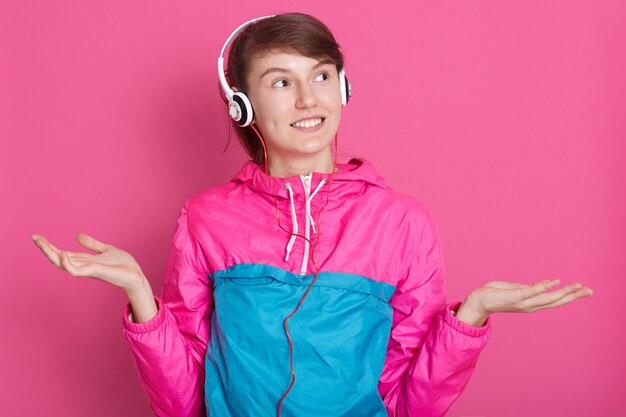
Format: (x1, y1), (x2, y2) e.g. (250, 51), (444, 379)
(291, 118), (323, 128)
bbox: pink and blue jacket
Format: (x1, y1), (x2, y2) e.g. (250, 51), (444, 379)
(122, 158), (492, 417)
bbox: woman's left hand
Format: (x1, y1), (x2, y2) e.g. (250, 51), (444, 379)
(455, 279), (594, 327)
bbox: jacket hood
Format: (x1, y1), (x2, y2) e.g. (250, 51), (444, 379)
(231, 157), (391, 211)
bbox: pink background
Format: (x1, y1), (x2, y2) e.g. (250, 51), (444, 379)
(2, 1), (624, 416)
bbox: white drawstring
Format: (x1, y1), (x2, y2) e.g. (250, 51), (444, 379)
(283, 177), (328, 269)
(284, 183), (298, 261)
(306, 178), (327, 234)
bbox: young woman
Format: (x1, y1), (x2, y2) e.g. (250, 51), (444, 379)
(31, 12), (593, 417)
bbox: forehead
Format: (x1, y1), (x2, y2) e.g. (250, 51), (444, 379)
(248, 51), (330, 74)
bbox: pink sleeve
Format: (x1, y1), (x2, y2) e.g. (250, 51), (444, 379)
(378, 208), (492, 417)
(122, 201), (213, 417)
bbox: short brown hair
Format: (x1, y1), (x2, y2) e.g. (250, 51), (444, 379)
(220, 13), (346, 166)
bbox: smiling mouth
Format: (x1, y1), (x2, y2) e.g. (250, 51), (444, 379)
(290, 117), (325, 129)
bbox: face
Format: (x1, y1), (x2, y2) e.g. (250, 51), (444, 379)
(243, 51), (343, 170)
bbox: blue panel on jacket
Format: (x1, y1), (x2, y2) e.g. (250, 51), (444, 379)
(204, 263), (396, 417)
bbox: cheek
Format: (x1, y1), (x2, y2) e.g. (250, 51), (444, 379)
(254, 97), (290, 125)
(324, 88), (344, 113)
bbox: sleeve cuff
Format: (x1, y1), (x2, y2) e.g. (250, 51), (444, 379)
(442, 300), (492, 337)
(122, 295), (166, 334)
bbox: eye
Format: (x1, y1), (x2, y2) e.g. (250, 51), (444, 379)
(315, 72), (330, 82)
(272, 79), (289, 88)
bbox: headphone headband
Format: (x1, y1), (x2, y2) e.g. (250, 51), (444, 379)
(218, 15), (275, 102)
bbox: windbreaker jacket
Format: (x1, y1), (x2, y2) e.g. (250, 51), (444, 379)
(122, 158), (492, 417)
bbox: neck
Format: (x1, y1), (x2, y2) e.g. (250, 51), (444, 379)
(267, 149), (336, 178)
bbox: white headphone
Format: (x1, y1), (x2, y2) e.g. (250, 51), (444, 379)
(217, 15), (352, 127)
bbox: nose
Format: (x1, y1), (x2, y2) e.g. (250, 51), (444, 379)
(295, 82), (317, 109)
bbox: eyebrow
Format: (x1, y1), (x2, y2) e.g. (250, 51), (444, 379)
(259, 61), (331, 80)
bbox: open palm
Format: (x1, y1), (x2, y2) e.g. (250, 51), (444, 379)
(31, 232), (145, 291)
(469, 279), (594, 316)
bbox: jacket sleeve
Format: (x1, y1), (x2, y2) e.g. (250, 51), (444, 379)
(378, 207), (491, 417)
(121, 200), (213, 417)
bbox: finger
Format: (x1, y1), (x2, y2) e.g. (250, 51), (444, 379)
(46, 240), (89, 262)
(33, 236), (63, 268)
(62, 253), (91, 267)
(488, 279), (557, 292)
(76, 233), (110, 254)
(61, 251), (80, 276)
(518, 279), (561, 300)
(65, 253), (94, 264)
(61, 251), (99, 277)
(520, 283), (585, 310)
(46, 241), (83, 262)
(32, 236), (88, 270)
(33, 236), (63, 257)
(485, 281), (532, 290)
(526, 287), (594, 311)
(532, 279), (555, 286)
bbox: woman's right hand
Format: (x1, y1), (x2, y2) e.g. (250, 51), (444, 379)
(30, 232), (146, 293)
(31, 232), (159, 323)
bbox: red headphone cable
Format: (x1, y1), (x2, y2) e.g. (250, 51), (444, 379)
(248, 122), (339, 417)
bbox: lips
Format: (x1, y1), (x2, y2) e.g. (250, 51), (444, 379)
(290, 117), (326, 132)
(290, 116), (326, 127)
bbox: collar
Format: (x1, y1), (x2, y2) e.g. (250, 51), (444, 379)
(232, 157), (390, 211)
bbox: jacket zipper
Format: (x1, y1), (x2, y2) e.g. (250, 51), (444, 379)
(299, 173), (313, 275)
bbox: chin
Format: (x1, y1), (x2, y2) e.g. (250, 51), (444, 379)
(298, 138), (335, 153)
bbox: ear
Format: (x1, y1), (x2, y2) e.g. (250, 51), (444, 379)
(232, 86), (240, 92)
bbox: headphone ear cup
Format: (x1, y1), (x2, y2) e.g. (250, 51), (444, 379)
(339, 69), (351, 107)
(230, 91), (254, 127)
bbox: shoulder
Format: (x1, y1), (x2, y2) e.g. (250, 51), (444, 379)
(354, 158), (433, 226)
(372, 187), (435, 231)
(175, 181), (242, 234)
(189, 181), (240, 207)
(375, 188), (442, 264)
(357, 185), (438, 261)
